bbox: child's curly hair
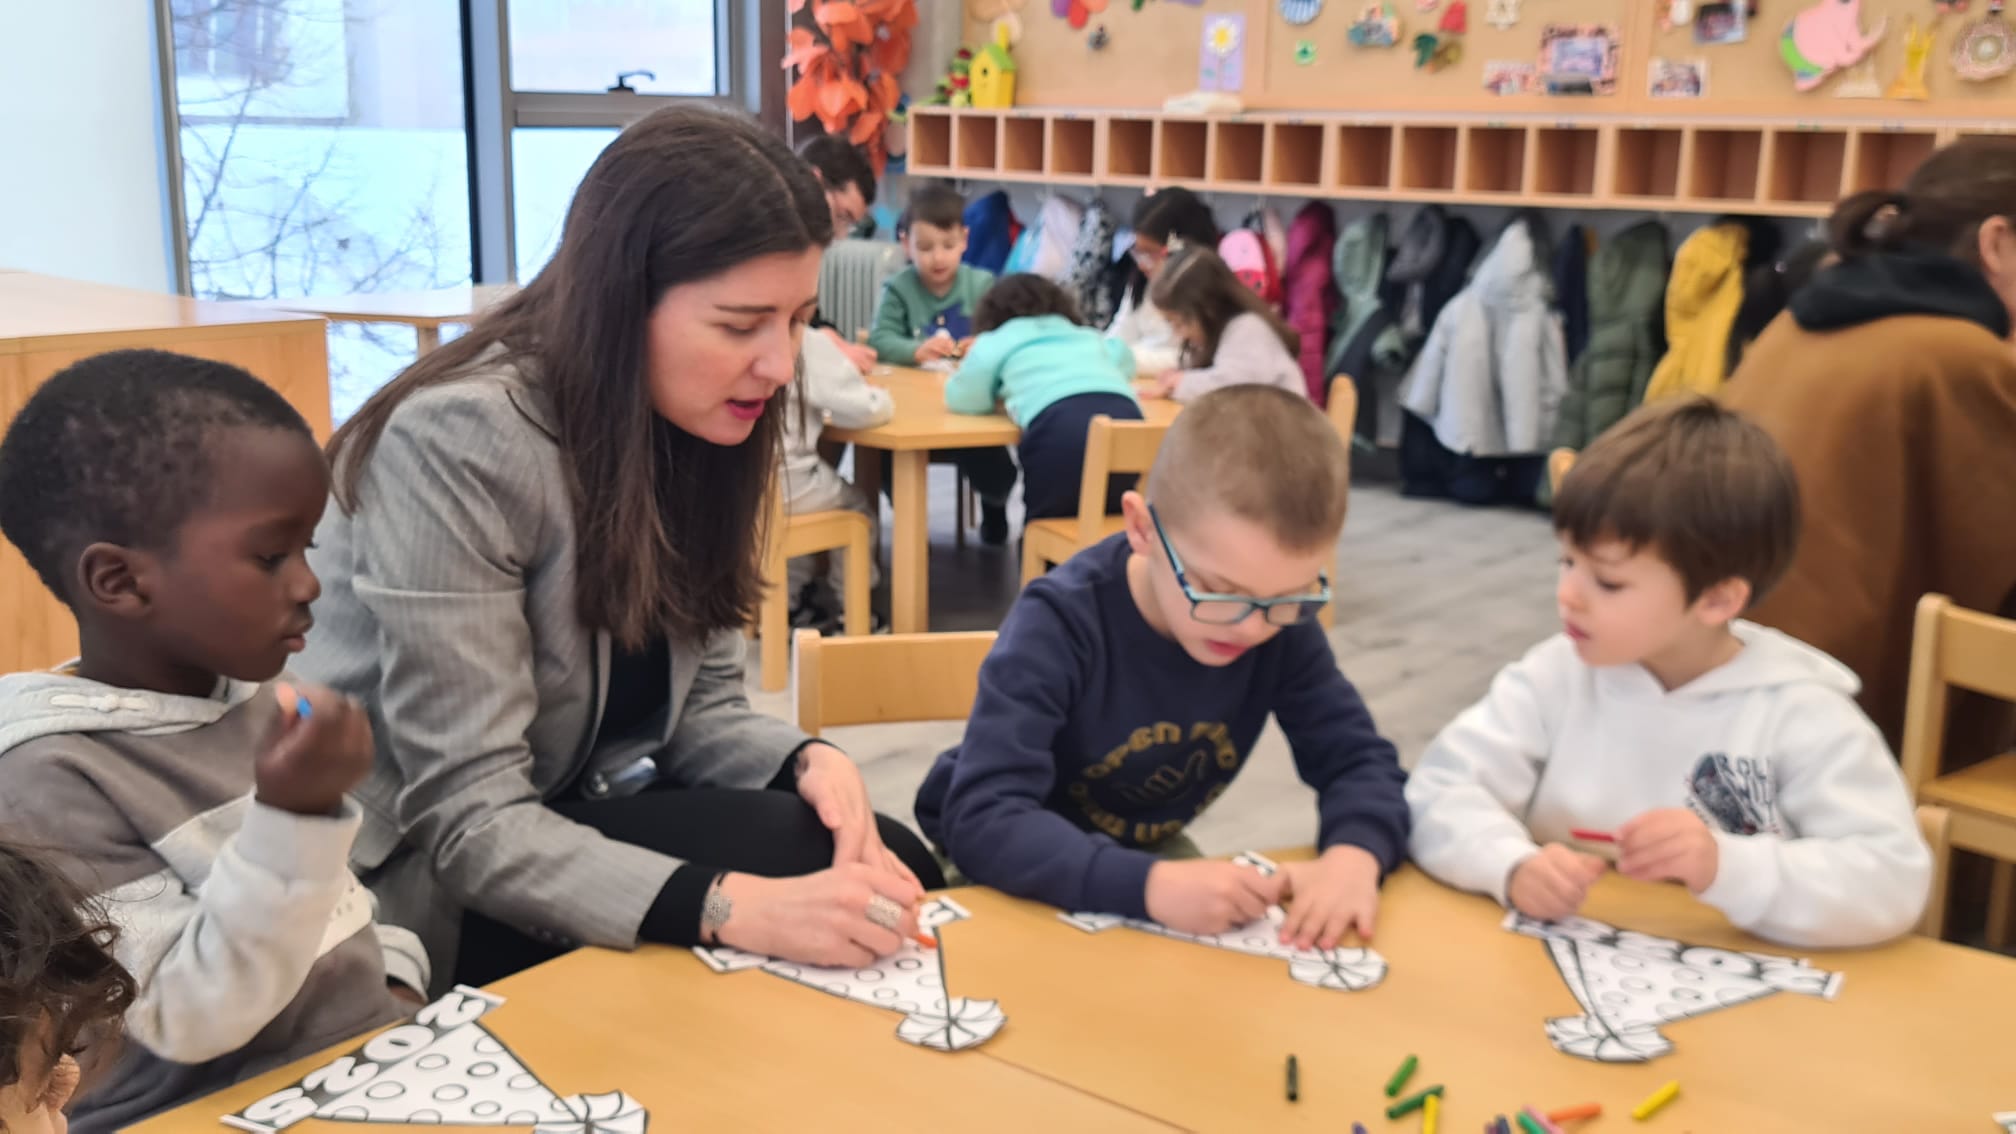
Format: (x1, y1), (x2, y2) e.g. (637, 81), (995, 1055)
(0, 841), (135, 1097)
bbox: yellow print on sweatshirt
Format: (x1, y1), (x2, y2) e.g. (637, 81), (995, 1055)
(1067, 720), (1240, 845)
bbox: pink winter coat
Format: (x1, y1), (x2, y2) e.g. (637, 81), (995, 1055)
(1283, 202), (1340, 403)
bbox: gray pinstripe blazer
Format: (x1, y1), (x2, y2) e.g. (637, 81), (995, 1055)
(296, 359), (806, 984)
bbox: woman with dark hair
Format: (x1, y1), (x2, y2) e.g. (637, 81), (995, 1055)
(1724, 137), (2016, 766)
(1108, 187), (1224, 373)
(299, 105), (943, 988)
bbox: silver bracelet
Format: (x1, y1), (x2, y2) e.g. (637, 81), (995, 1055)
(700, 873), (733, 945)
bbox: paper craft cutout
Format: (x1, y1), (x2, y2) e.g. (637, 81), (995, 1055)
(1994, 1110), (2016, 1133)
(695, 896), (1007, 1052)
(223, 987), (647, 1132)
(1350, 0), (1404, 45)
(1953, 0), (2016, 79)
(1484, 60), (1538, 93)
(1887, 17), (1936, 95)
(1280, 0), (1326, 24)
(1832, 54), (1885, 95)
(1695, 0), (1748, 43)
(1295, 38), (1320, 63)
(1650, 56), (1709, 96)
(1780, 0), (1888, 91)
(1539, 24), (1621, 94)
(1061, 852), (1390, 992)
(1200, 14), (1247, 90)
(1506, 911), (1842, 1064)
(1486, 0), (1521, 29)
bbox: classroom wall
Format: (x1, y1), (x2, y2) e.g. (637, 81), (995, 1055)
(0, 1), (178, 292)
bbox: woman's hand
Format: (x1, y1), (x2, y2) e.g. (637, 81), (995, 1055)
(715, 865), (925, 967)
(795, 742), (921, 886)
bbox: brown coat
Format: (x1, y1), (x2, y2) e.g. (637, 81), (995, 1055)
(1724, 311), (2016, 762)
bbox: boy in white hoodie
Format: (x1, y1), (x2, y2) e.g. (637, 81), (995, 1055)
(1406, 396), (1930, 948)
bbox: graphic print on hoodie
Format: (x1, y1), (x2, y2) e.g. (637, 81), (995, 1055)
(1404, 621), (1933, 948)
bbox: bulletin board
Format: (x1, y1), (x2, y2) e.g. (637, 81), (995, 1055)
(967, 0), (2016, 118)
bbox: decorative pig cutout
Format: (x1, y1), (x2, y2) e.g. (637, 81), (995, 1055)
(1780, 0), (1888, 90)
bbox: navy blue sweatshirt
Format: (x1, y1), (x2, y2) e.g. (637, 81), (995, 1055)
(914, 534), (1409, 919)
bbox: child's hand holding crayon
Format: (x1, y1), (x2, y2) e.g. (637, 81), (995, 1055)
(1617, 808), (1720, 893)
(256, 682), (373, 817)
(1508, 843), (1607, 922)
(1146, 859), (1287, 937)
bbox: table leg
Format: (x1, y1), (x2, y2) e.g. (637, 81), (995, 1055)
(416, 324), (442, 354)
(852, 444), (884, 561)
(890, 449), (929, 634)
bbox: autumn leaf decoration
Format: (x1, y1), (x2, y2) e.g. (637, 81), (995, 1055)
(785, 0), (918, 172)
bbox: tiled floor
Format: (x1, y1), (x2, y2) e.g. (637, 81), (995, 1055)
(748, 472), (1564, 854)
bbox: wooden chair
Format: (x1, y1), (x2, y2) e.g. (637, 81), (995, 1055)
(1318, 375), (1360, 631)
(1547, 447), (1577, 494)
(1019, 416), (1171, 585)
(795, 629), (998, 735)
(756, 485), (873, 693)
(1899, 593), (2016, 943)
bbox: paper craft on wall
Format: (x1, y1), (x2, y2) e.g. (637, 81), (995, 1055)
(1694, 0), (1747, 43)
(1953, 0), (2016, 79)
(1780, 0), (1888, 90)
(223, 988), (647, 1133)
(1061, 852), (1390, 992)
(1539, 23), (1621, 94)
(1280, 0), (1326, 24)
(1053, 0), (1109, 31)
(1295, 38), (1320, 63)
(1833, 54), (1885, 95)
(1349, 0), (1404, 46)
(695, 896), (1006, 1052)
(1484, 59), (1538, 92)
(1199, 13), (1248, 90)
(1486, 0), (1522, 30)
(1887, 17), (1936, 95)
(1649, 56), (1709, 96)
(1505, 911), (1843, 1064)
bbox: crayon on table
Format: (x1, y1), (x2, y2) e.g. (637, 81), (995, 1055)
(1423, 1093), (1440, 1134)
(1493, 1118), (1513, 1134)
(1547, 1102), (1601, 1122)
(1514, 1113), (1548, 1134)
(1285, 1054), (1299, 1102)
(1385, 1053), (1419, 1097)
(1521, 1107), (1565, 1134)
(1632, 1080), (1680, 1120)
(1386, 1085), (1444, 1120)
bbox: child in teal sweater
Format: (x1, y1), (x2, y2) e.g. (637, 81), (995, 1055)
(949, 275), (1143, 521)
(870, 183), (996, 365)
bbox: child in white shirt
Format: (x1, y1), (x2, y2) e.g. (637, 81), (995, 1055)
(1406, 396), (1931, 948)
(781, 330), (893, 620)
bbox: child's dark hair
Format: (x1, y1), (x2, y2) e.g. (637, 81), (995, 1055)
(1555, 396), (1800, 606)
(1149, 246), (1299, 366)
(898, 182), (966, 238)
(1826, 135), (2016, 264)
(0, 841), (136, 1096)
(975, 274), (1083, 334)
(1726, 239), (1834, 375)
(1124, 187), (1224, 306)
(0, 349), (312, 606)
(797, 134), (877, 206)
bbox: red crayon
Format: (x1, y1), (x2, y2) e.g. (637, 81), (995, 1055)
(1568, 828), (1616, 844)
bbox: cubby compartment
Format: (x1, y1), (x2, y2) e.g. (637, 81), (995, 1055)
(1106, 118), (1154, 180)
(1849, 129), (1938, 193)
(954, 113), (999, 171)
(1334, 125), (1394, 189)
(1463, 126), (1528, 194)
(1049, 116), (1096, 177)
(911, 111), (952, 170)
(1765, 129), (1848, 203)
(1000, 115), (1046, 175)
(1612, 128), (1683, 198)
(1267, 122), (1326, 187)
(1531, 126), (1599, 196)
(1397, 125), (1459, 192)
(1210, 120), (1266, 184)
(1156, 119), (1208, 180)
(1686, 128), (1763, 202)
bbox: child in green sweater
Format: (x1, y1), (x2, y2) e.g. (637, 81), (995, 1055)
(949, 275), (1144, 521)
(870, 183), (996, 365)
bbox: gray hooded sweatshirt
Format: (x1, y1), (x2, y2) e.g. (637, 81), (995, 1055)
(0, 670), (425, 1131)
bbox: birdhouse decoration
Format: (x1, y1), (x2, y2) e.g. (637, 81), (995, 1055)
(970, 24), (1020, 108)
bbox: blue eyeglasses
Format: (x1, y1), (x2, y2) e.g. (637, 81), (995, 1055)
(1149, 505), (1331, 627)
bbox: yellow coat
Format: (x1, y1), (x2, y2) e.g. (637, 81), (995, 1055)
(1643, 223), (1748, 402)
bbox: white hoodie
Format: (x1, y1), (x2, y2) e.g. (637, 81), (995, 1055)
(1406, 621), (1931, 948)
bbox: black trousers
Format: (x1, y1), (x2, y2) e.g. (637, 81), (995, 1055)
(454, 788), (944, 987)
(877, 447), (1020, 507)
(1018, 392), (1147, 520)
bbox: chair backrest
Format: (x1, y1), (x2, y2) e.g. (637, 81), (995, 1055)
(1900, 594), (2016, 792)
(1074, 416), (1171, 544)
(1547, 447), (1577, 494)
(796, 629), (999, 735)
(818, 239), (905, 342)
(1326, 375), (1358, 486)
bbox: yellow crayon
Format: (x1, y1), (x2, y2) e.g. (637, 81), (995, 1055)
(1423, 1092), (1441, 1134)
(1632, 1080), (1680, 1121)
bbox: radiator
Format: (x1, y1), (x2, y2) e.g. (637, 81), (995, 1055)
(818, 238), (906, 343)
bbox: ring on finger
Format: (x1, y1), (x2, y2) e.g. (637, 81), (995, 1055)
(866, 894), (904, 931)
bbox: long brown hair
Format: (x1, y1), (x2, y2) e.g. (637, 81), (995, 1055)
(1826, 136), (2016, 265)
(1149, 246), (1298, 367)
(328, 105), (832, 649)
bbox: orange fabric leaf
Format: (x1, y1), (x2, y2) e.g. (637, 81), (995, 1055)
(787, 75), (820, 120)
(814, 1), (862, 28)
(870, 32), (911, 73)
(849, 112), (881, 144)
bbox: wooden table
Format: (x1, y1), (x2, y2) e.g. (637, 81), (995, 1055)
(949, 863), (2016, 1133)
(0, 271), (330, 672)
(129, 940), (1178, 1133)
(266, 284), (517, 353)
(826, 367), (1181, 633)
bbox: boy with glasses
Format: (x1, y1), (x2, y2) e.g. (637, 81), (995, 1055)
(915, 387), (1407, 951)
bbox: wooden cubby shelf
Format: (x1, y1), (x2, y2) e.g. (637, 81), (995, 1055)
(906, 108), (2004, 218)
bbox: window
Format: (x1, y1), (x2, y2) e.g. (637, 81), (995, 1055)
(511, 127), (620, 281)
(507, 0), (721, 96)
(164, 0), (472, 420)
